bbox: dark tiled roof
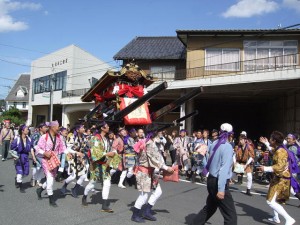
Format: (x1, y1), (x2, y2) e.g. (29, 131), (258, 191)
(176, 29), (300, 34)
(114, 37), (186, 60)
(5, 74), (30, 102)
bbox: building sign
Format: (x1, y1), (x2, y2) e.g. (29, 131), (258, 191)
(42, 92), (50, 98)
(52, 58), (68, 67)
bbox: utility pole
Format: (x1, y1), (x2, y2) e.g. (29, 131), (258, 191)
(49, 67), (55, 121)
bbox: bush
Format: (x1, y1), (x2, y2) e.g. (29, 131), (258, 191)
(0, 107), (25, 126)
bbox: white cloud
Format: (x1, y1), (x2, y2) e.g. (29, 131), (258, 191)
(283, 0), (300, 13)
(0, 0), (42, 33)
(44, 10), (49, 16)
(222, 0), (279, 18)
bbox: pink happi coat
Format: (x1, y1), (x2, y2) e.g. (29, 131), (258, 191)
(35, 133), (66, 176)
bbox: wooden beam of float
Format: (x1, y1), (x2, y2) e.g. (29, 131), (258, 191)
(151, 86), (203, 121)
(108, 81), (168, 121)
(147, 110), (198, 133)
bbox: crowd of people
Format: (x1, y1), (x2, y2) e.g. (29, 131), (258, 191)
(0, 120), (299, 224)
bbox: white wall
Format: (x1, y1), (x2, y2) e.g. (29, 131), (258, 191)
(6, 102), (28, 111)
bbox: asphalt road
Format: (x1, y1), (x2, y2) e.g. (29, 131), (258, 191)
(1, 158), (300, 225)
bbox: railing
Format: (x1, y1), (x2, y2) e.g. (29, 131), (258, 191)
(62, 88), (90, 98)
(152, 53), (299, 81)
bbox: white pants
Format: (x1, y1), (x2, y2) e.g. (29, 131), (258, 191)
(32, 167), (43, 182)
(246, 172), (252, 189)
(127, 167), (134, 178)
(42, 172), (54, 196)
(84, 179), (111, 200)
(134, 184), (162, 209)
(267, 192), (295, 223)
(16, 174), (23, 183)
(65, 171), (87, 185)
(119, 170), (127, 185)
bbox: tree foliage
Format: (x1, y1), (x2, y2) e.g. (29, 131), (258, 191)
(0, 107), (25, 126)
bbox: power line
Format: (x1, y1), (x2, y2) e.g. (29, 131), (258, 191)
(1, 23), (299, 80)
(0, 76), (17, 81)
(0, 43), (109, 63)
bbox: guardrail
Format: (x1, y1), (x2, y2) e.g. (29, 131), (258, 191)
(62, 88), (90, 98)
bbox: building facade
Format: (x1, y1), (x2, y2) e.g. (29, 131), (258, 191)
(28, 45), (111, 127)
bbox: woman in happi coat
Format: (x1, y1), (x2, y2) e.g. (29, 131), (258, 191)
(259, 131), (296, 225)
(35, 121), (66, 207)
(131, 131), (174, 223)
(11, 125), (33, 193)
(60, 124), (86, 198)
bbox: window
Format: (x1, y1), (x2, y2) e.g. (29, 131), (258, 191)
(150, 66), (176, 80)
(13, 102), (17, 107)
(33, 70), (67, 94)
(205, 48), (240, 71)
(22, 102), (26, 108)
(244, 40), (298, 71)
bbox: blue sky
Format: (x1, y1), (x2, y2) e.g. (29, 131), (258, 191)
(0, 0), (299, 99)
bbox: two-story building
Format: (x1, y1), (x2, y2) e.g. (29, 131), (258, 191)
(114, 30), (300, 137)
(173, 29), (300, 137)
(28, 45), (111, 127)
(5, 74), (30, 122)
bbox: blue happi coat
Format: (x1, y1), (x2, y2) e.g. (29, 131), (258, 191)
(11, 136), (33, 176)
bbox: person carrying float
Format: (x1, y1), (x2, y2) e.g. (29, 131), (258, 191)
(82, 122), (120, 213)
(131, 131), (174, 223)
(35, 121), (66, 207)
(60, 124), (87, 198)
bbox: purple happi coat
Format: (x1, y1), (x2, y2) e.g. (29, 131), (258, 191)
(11, 136), (33, 176)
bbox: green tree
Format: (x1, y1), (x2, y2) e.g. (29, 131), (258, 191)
(0, 107), (25, 126)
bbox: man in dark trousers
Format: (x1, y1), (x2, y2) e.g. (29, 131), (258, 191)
(191, 123), (237, 225)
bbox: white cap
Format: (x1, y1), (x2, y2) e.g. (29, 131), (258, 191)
(220, 123), (233, 132)
(241, 131), (247, 136)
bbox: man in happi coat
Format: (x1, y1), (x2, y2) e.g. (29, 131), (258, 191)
(112, 127), (127, 189)
(60, 124), (86, 197)
(131, 131), (174, 223)
(259, 131), (296, 225)
(35, 121), (66, 207)
(31, 123), (48, 187)
(82, 122), (120, 213)
(234, 134), (255, 196)
(173, 129), (191, 172)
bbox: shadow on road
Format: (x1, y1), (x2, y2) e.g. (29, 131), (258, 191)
(184, 213), (212, 225)
(235, 201), (273, 225)
(0, 184), (4, 192)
